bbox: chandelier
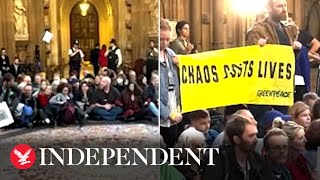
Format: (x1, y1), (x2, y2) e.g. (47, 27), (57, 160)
(79, 0), (90, 16)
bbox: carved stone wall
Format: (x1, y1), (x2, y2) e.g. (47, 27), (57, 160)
(0, 0), (156, 74)
(125, 0), (132, 67)
(161, 0), (306, 51)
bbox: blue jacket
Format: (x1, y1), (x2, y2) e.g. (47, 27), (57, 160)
(295, 46), (310, 91)
(160, 48), (180, 124)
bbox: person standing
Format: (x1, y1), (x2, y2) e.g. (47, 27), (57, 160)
(107, 39), (122, 72)
(99, 44), (108, 69)
(160, 18), (182, 149)
(0, 48), (11, 76)
(169, 21), (194, 55)
(68, 40), (84, 78)
(10, 57), (23, 79)
(146, 40), (159, 81)
(246, 0), (301, 137)
(90, 43), (100, 76)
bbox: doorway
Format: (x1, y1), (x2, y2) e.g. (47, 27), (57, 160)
(70, 2), (99, 61)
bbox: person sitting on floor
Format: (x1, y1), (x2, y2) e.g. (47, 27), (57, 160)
(74, 81), (94, 123)
(121, 82), (145, 121)
(20, 84), (38, 127)
(91, 76), (123, 121)
(49, 83), (74, 126)
(37, 85), (52, 125)
(0, 73), (22, 127)
(143, 70), (159, 120)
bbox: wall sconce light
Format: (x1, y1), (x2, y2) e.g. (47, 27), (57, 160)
(79, 0), (90, 16)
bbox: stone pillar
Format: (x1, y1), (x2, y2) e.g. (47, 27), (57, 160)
(294, 0), (303, 28)
(148, 0), (158, 49)
(0, 0), (16, 60)
(190, 0), (201, 51)
(160, 0), (185, 21)
(212, 0), (224, 49)
(201, 0), (211, 51)
(48, 0), (59, 67)
(117, 0), (129, 66)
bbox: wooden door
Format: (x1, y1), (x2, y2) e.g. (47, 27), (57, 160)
(70, 2), (99, 61)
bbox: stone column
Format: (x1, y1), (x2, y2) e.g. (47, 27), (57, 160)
(190, 0), (201, 51)
(294, 0), (303, 28)
(148, 0), (158, 48)
(201, 0), (211, 51)
(49, 0), (59, 67)
(212, 0), (225, 49)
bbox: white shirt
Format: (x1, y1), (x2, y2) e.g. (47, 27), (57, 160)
(14, 64), (18, 72)
(68, 48), (85, 58)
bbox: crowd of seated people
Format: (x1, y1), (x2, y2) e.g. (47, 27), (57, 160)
(0, 68), (159, 129)
(161, 95), (320, 180)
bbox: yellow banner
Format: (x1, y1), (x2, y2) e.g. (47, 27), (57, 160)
(178, 45), (295, 113)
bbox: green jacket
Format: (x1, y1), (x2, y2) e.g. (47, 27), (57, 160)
(161, 163), (185, 180)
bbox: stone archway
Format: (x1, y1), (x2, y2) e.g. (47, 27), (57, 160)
(70, 2), (99, 61)
(59, 0), (115, 75)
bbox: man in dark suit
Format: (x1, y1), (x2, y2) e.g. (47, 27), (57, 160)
(90, 43), (100, 76)
(0, 48), (10, 76)
(10, 57), (23, 79)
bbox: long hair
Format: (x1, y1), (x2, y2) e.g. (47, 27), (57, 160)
(57, 83), (71, 93)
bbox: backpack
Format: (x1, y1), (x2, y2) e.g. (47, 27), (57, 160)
(107, 47), (119, 69)
(60, 103), (75, 125)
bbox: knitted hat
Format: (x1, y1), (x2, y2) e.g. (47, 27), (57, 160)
(265, 109), (291, 128)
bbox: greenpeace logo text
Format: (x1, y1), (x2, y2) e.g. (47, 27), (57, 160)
(257, 90), (291, 98)
(39, 148), (219, 166)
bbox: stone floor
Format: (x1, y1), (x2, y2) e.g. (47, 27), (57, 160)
(0, 120), (160, 180)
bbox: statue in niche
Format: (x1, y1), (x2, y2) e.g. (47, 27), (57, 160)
(149, 1), (158, 33)
(125, 0), (132, 6)
(14, 0), (29, 39)
(44, 0), (49, 8)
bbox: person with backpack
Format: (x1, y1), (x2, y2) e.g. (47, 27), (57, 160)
(107, 39), (122, 72)
(203, 115), (274, 180)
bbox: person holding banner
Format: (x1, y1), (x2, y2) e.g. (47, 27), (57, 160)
(160, 18), (182, 149)
(246, 0), (301, 137)
(169, 21), (194, 55)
